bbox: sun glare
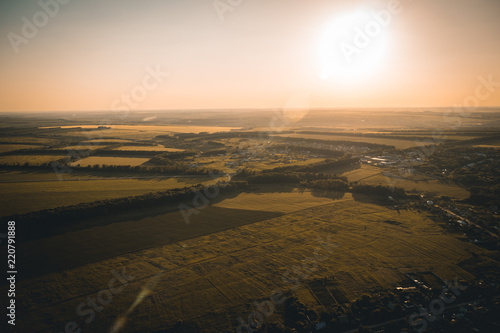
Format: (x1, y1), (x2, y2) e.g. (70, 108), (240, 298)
(318, 9), (390, 81)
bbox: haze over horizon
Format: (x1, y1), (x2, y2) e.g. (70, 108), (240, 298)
(1, 0), (500, 112)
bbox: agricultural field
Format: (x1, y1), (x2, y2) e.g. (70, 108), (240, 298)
(475, 144), (500, 148)
(189, 155), (325, 173)
(59, 145), (106, 151)
(70, 156), (151, 167)
(112, 145), (185, 152)
(0, 136), (56, 145)
(15, 192), (491, 332)
(1, 110), (499, 332)
(0, 175), (212, 216)
(0, 170), (129, 182)
(213, 185), (340, 213)
(0, 144), (43, 153)
(275, 133), (443, 149)
(343, 164), (470, 199)
(83, 139), (134, 143)
(0, 154), (66, 165)
(41, 124), (242, 134)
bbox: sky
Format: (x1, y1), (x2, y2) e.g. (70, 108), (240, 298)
(0, 0), (499, 112)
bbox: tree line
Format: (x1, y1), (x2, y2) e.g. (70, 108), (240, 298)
(8, 181), (249, 242)
(0, 161), (222, 176)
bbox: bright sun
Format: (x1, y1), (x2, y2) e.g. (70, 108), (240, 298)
(318, 9), (390, 81)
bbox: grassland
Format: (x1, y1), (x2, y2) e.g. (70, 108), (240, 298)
(15, 192), (491, 332)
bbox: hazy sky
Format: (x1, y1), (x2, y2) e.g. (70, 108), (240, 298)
(1, 0), (499, 112)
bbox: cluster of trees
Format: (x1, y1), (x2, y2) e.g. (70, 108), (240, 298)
(0, 147), (169, 158)
(417, 145), (500, 206)
(270, 157), (360, 173)
(351, 184), (406, 199)
(0, 161), (222, 176)
(236, 166), (408, 202)
(454, 133), (500, 146)
(238, 276), (500, 333)
(283, 137), (395, 150)
(148, 151), (198, 163)
(299, 130), (442, 142)
(301, 178), (349, 192)
(172, 131), (272, 140)
(235, 169), (349, 184)
(200, 148), (228, 156)
(9, 181), (249, 242)
(266, 144), (345, 158)
(245, 172), (302, 184)
(0, 148), (71, 157)
(466, 185), (500, 206)
(75, 163), (221, 175)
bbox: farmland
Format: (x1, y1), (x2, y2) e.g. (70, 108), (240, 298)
(41, 125), (243, 133)
(113, 145), (185, 152)
(0, 171), (212, 216)
(0, 154), (67, 165)
(0, 144), (43, 153)
(14, 193), (493, 332)
(343, 164), (470, 199)
(1, 110), (499, 332)
(275, 133), (433, 149)
(70, 156), (152, 167)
